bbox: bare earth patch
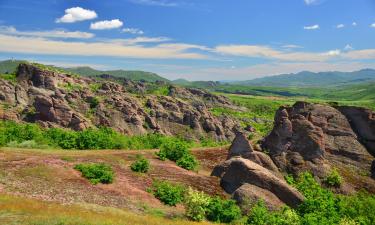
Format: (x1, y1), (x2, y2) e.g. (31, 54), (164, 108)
(0, 147), (229, 216)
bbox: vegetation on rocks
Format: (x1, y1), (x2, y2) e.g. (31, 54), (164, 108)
(247, 172), (375, 225)
(0, 120), (219, 150)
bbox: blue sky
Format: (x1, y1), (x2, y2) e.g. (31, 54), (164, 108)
(0, 0), (375, 80)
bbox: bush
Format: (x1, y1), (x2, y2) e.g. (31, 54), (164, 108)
(206, 196), (242, 223)
(74, 163), (114, 184)
(176, 154), (198, 171)
(244, 172), (375, 225)
(151, 180), (185, 206)
(324, 169), (343, 187)
(157, 140), (189, 161)
(156, 140), (199, 171)
(130, 155), (150, 173)
(183, 187), (211, 222)
(46, 128), (78, 149)
(247, 201), (300, 225)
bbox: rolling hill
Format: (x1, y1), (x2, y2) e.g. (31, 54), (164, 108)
(0, 60), (168, 82)
(238, 69), (375, 87)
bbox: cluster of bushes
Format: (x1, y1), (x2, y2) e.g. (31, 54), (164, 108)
(149, 172), (374, 224)
(246, 172), (375, 225)
(0, 121), (222, 150)
(156, 140), (198, 170)
(149, 180), (241, 223)
(130, 154), (150, 173)
(74, 163), (114, 184)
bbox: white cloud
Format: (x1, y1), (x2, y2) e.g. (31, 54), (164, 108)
(129, 0), (179, 7)
(352, 22), (357, 26)
(122, 28), (144, 35)
(0, 34), (208, 59)
(324, 49), (341, 56)
(281, 44), (303, 49)
(304, 0), (318, 5)
(342, 49), (375, 60)
(56, 7), (97, 23)
(214, 45), (341, 62)
(90, 19), (124, 30)
(344, 44), (353, 51)
(371, 23), (375, 28)
(0, 26), (94, 39)
(110, 36), (171, 45)
(303, 24), (320, 30)
(336, 24), (345, 29)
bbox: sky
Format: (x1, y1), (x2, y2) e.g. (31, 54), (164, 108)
(0, 0), (375, 81)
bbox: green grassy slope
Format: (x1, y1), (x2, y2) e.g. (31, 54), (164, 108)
(65, 67), (169, 82)
(0, 60), (168, 82)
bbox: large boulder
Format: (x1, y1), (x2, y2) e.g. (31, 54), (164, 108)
(262, 102), (373, 178)
(228, 132), (280, 174)
(338, 106), (375, 157)
(212, 157), (304, 208)
(233, 184), (284, 211)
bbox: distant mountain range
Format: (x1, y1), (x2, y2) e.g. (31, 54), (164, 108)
(235, 69), (375, 87)
(2, 59), (375, 87)
(0, 60), (168, 82)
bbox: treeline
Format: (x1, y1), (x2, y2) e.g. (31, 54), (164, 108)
(0, 121), (224, 150)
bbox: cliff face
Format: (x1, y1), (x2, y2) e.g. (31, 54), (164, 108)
(261, 102), (375, 192)
(0, 63), (241, 141)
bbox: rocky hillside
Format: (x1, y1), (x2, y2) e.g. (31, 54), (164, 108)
(211, 102), (375, 211)
(261, 102), (375, 191)
(0, 63), (241, 141)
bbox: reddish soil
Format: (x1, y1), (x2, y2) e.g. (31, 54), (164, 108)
(0, 147), (230, 214)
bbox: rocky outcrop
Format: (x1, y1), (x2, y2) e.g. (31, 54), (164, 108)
(212, 157), (304, 208)
(227, 132), (280, 174)
(262, 102), (374, 188)
(338, 106), (375, 157)
(0, 63), (241, 141)
(233, 184), (284, 211)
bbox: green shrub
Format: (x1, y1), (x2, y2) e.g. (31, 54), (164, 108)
(151, 180), (185, 206)
(89, 97), (100, 109)
(247, 201), (300, 225)
(183, 187), (211, 222)
(324, 169), (343, 187)
(130, 155), (150, 173)
(74, 163), (114, 184)
(176, 154), (198, 171)
(157, 140), (189, 161)
(156, 140), (198, 171)
(206, 196), (242, 223)
(6, 140), (49, 149)
(46, 128), (78, 149)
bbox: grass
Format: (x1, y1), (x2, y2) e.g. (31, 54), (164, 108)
(0, 194), (215, 225)
(0, 73), (17, 84)
(211, 94), (295, 138)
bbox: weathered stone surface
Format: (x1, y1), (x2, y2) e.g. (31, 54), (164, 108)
(338, 106), (375, 157)
(227, 132), (280, 174)
(233, 184), (284, 211)
(262, 102), (373, 178)
(0, 63), (242, 141)
(212, 157), (304, 208)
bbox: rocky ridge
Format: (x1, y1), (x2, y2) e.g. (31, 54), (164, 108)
(0, 63), (241, 141)
(212, 102), (375, 211)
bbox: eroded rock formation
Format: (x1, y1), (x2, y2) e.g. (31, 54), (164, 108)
(0, 63), (241, 141)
